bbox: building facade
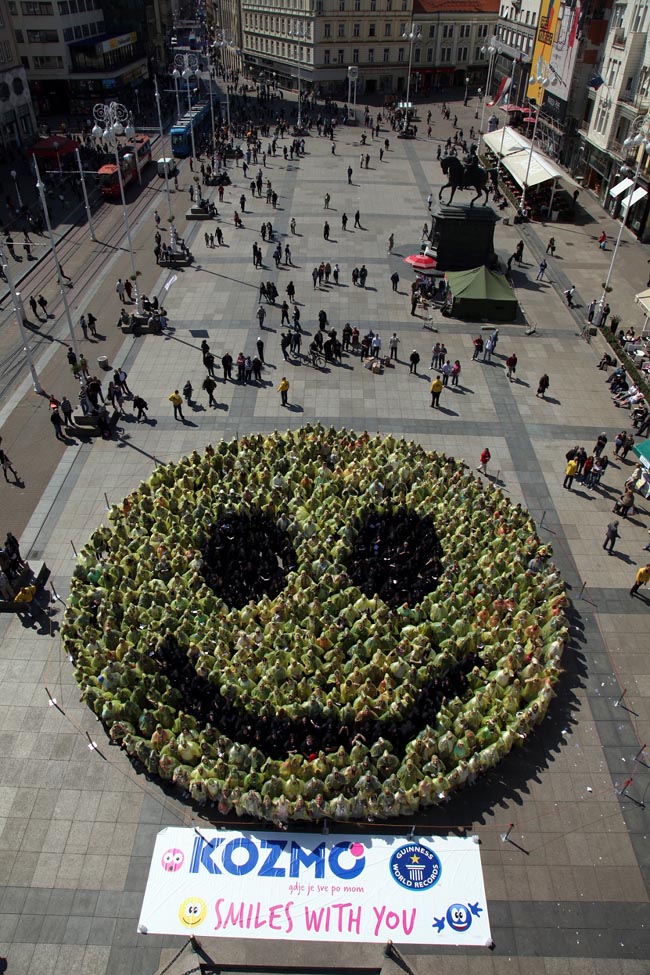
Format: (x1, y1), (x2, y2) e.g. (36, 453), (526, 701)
(575, 0), (650, 239)
(0, 0), (36, 145)
(491, 0), (539, 106)
(238, 0), (498, 98)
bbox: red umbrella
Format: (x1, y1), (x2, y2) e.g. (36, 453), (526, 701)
(404, 254), (437, 270)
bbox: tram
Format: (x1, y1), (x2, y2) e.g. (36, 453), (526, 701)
(97, 135), (152, 198)
(170, 98), (219, 157)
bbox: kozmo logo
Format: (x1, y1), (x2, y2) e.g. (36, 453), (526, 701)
(389, 843), (441, 891)
(189, 835), (366, 880)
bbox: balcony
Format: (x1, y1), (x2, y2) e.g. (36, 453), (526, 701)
(612, 27), (626, 48)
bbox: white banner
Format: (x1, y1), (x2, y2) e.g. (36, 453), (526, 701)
(138, 828), (491, 947)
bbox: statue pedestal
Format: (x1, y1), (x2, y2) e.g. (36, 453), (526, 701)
(427, 204), (498, 272)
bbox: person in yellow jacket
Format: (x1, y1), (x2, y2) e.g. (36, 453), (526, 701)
(630, 563), (650, 598)
(278, 376), (290, 407)
(169, 389), (184, 421)
(430, 376), (443, 408)
(563, 457), (578, 490)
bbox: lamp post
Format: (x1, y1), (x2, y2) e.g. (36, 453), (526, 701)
(478, 37), (501, 150)
(33, 156), (80, 358)
(91, 101), (143, 314)
(215, 30), (235, 128)
(520, 69), (549, 212)
(154, 78), (174, 220)
(401, 23), (422, 107)
(0, 238), (42, 393)
(464, 75), (470, 107)
(597, 115), (650, 321)
(495, 55), (520, 182)
(9, 169), (22, 210)
(171, 68), (181, 119)
(288, 19), (305, 128)
(74, 147), (97, 241)
(174, 52), (200, 161)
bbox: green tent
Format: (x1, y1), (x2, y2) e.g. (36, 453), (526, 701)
(445, 266), (519, 322)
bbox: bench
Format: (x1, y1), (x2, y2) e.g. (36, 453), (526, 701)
(186, 206), (214, 221)
(121, 319), (163, 335)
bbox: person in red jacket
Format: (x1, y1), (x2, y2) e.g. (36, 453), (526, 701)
(477, 447), (491, 476)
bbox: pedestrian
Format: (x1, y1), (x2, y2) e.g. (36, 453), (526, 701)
(333, 263), (340, 285)
(257, 304), (266, 329)
(388, 233), (394, 254)
(441, 359), (451, 386)
(472, 336), (483, 360)
(389, 332), (400, 360)
(29, 295), (39, 319)
(60, 395), (73, 426)
(536, 259), (547, 281)
(490, 328), (499, 354)
(324, 192), (330, 209)
(169, 389), (184, 420)
(37, 294), (48, 317)
(451, 359), (461, 386)
(285, 245), (292, 266)
(323, 221), (330, 240)
(278, 376), (290, 406)
(342, 213), (348, 231)
(630, 563), (650, 597)
(515, 241), (524, 264)
(536, 374), (550, 398)
(430, 375), (442, 408)
(477, 447), (491, 475)
(427, 192), (432, 210)
(354, 210), (361, 228)
(601, 302), (611, 327)
(87, 312), (97, 336)
(603, 521), (620, 553)
(546, 236), (556, 256)
(203, 375), (217, 407)
(257, 336), (265, 362)
(410, 291), (418, 316)
(79, 315), (88, 340)
(359, 265), (368, 287)
(154, 210), (161, 227)
(563, 456), (578, 489)
(409, 349), (420, 375)
(565, 286), (575, 308)
(594, 432), (608, 457)
(390, 271), (399, 291)
(347, 166), (353, 184)
(598, 230), (607, 249)
(51, 408), (64, 440)
(133, 395), (149, 422)
(506, 353), (517, 381)
(0, 446), (18, 482)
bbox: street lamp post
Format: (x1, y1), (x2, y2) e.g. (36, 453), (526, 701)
(402, 23), (422, 107)
(597, 115), (650, 321)
(174, 52), (200, 161)
(74, 147), (97, 241)
(33, 156), (80, 359)
(0, 239), (43, 393)
(520, 69), (549, 211)
(154, 78), (174, 220)
(478, 36), (501, 151)
(9, 169), (22, 210)
(172, 69), (181, 119)
(215, 30), (235, 128)
(464, 75), (470, 107)
(288, 20), (305, 128)
(91, 101), (143, 314)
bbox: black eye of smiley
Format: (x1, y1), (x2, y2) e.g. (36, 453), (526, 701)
(64, 425), (567, 821)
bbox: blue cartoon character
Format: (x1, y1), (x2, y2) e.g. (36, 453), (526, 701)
(433, 902), (482, 933)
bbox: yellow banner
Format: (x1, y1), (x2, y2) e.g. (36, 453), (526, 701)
(529, 0), (559, 103)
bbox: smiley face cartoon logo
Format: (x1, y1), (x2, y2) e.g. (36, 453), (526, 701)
(446, 903), (472, 932)
(67, 425), (567, 821)
(178, 897), (207, 928)
(161, 848), (184, 872)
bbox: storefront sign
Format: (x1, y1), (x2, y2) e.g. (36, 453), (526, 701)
(138, 828), (491, 946)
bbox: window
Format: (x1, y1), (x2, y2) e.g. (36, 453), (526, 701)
(21, 1), (53, 13)
(460, 24), (470, 37)
(368, 22), (376, 35)
(399, 22), (405, 33)
(337, 48), (344, 62)
(338, 22), (345, 36)
(324, 22), (331, 36)
(384, 22), (391, 35)
(324, 48), (330, 63)
(58, 1), (69, 11)
(368, 47), (374, 61)
(15, 29), (24, 43)
(475, 46), (483, 60)
(426, 47), (433, 61)
(441, 46), (452, 62)
(316, 0), (323, 11)
(353, 22), (360, 35)
(443, 24), (454, 38)
(354, 0), (360, 9)
(33, 54), (63, 67)
(370, 0), (376, 8)
(8, 1), (17, 12)
(74, 24), (81, 37)
(383, 47), (389, 61)
(387, 0), (392, 7)
(339, 0), (345, 8)
(414, 47), (420, 61)
(26, 28), (58, 41)
(428, 24), (435, 37)
(353, 47), (359, 62)
(401, 0), (407, 9)
(457, 46), (468, 61)
(398, 47), (404, 61)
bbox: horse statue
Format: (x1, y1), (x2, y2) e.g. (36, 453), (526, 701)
(438, 153), (498, 207)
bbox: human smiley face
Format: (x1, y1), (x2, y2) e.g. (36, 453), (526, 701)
(66, 425), (567, 820)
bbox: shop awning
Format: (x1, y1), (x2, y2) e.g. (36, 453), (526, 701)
(483, 126), (569, 189)
(632, 440), (650, 468)
(635, 288), (650, 317)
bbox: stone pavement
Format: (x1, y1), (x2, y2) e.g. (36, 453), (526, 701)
(0, 87), (650, 975)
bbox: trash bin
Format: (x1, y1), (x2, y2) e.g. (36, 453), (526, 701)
(97, 356), (109, 370)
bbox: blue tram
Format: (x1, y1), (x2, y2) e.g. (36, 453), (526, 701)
(170, 96), (219, 157)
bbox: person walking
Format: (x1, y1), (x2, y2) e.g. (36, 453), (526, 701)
(29, 296), (39, 320)
(409, 349), (420, 375)
(257, 337), (265, 362)
(472, 335), (484, 360)
(537, 374), (550, 398)
(389, 332), (400, 360)
(536, 259), (547, 281)
(169, 390), (185, 421)
(390, 271), (399, 291)
(506, 353), (518, 381)
(430, 375), (443, 408)
(324, 193), (331, 209)
(203, 375), (217, 407)
(587, 299), (596, 323)
(323, 221), (330, 241)
(630, 563), (650, 597)
(477, 447), (491, 476)
(278, 376), (290, 406)
(257, 304), (266, 330)
(354, 210), (361, 228)
(154, 210), (161, 228)
(50, 408), (64, 440)
(546, 236), (556, 256)
(37, 294), (48, 318)
(563, 456), (578, 489)
(347, 166), (353, 184)
(60, 395), (73, 426)
(132, 395), (148, 422)
(116, 278), (126, 303)
(388, 233), (394, 254)
(0, 446), (18, 482)
(603, 521), (620, 553)
(342, 213), (348, 231)
(451, 359), (461, 386)
(565, 285), (575, 308)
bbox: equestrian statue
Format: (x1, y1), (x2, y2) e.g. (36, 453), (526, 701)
(439, 151), (498, 207)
